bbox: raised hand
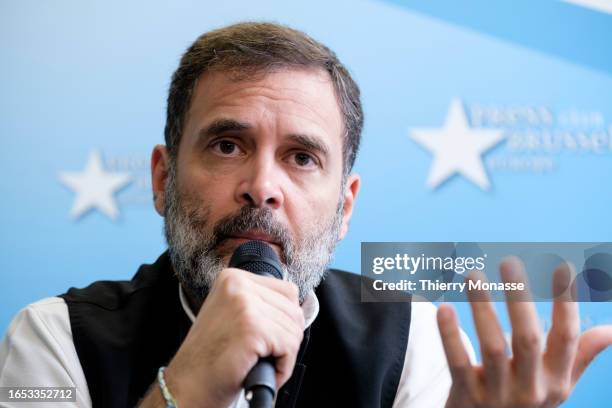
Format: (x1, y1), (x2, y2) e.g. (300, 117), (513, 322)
(438, 257), (612, 408)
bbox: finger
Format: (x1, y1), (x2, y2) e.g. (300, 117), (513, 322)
(212, 269), (302, 331)
(571, 325), (612, 385)
(229, 268), (301, 304)
(251, 288), (304, 342)
(275, 355), (298, 389)
(466, 271), (510, 401)
(266, 319), (303, 388)
(243, 302), (303, 388)
(544, 263), (579, 383)
(437, 304), (478, 393)
(253, 282), (306, 331)
(501, 257), (543, 390)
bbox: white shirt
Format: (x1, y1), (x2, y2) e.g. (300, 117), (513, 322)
(0, 287), (475, 408)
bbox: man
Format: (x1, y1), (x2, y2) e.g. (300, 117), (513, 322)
(1, 22), (611, 408)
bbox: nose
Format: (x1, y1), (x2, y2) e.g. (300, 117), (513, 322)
(235, 154), (284, 209)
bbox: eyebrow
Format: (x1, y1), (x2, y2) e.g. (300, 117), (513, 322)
(198, 118), (251, 141)
(197, 117), (330, 158)
(286, 133), (330, 158)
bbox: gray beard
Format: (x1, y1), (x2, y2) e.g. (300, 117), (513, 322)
(162, 162), (344, 304)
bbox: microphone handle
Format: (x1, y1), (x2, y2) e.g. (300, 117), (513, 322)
(245, 356), (276, 408)
(245, 270), (277, 408)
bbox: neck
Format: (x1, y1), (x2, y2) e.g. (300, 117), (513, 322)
(183, 285), (206, 316)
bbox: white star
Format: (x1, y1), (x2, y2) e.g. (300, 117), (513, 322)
(410, 99), (505, 190)
(59, 151), (131, 220)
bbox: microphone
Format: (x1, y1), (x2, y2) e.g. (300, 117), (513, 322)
(229, 240), (284, 408)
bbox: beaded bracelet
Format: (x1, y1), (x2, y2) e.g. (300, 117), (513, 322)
(157, 366), (179, 408)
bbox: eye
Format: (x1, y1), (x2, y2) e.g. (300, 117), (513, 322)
(211, 140), (243, 157)
(291, 152), (319, 168)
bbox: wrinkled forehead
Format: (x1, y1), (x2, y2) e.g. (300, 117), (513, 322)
(183, 67), (345, 149)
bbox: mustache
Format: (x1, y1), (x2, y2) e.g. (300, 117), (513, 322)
(209, 206), (292, 253)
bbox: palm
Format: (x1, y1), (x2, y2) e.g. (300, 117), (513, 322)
(438, 258), (612, 408)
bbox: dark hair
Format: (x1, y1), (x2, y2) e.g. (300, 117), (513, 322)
(164, 21), (363, 174)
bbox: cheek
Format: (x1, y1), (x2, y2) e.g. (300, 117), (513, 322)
(288, 184), (341, 234)
(177, 165), (237, 215)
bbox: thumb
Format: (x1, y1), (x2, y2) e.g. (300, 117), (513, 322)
(571, 325), (612, 385)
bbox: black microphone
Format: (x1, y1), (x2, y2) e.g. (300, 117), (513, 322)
(229, 240), (284, 408)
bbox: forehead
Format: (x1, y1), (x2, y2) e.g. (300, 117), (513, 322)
(183, 68), (345, 150)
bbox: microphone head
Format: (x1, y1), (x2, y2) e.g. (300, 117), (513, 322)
(228, 240), (283, 280)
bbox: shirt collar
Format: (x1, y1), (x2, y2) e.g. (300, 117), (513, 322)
(178, 284), (320, 329)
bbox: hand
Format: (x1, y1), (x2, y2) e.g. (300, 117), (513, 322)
(437, 257), (612, 408)
(153, 268), (305, 408)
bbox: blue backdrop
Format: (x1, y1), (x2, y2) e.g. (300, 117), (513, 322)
(2, 1), (611, 406)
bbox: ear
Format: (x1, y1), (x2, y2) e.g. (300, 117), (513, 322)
(338, 173), (360, 241)
(151, 144), (170, 216)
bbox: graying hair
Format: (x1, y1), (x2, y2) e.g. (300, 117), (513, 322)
(164, 21), (363, 175)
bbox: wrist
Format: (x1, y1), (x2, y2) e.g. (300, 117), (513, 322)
(157, 367), (179, 407)
(164, 361), (228, 408)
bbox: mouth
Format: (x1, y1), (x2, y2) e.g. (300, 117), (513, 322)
(219, 231), (284, 260)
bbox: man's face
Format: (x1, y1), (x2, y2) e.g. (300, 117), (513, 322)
(152, 68), (359, 303)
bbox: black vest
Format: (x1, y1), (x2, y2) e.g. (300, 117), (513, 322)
(60, 252), (412, 407)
